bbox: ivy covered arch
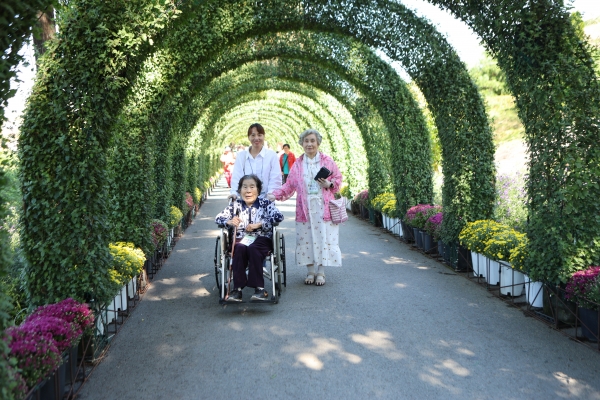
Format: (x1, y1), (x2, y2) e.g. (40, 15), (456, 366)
(424, 0), (600, 282)
(143, 0), (496, 243)
(14, 0), (597, 308)
(18, 0), (494, 303)
(180, 32), (432, 208)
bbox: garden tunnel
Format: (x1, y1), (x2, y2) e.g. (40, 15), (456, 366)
(6, 0), (599, 309)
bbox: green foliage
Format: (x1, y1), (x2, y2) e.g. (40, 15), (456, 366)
(469, 55), (510, 96)
(0, 0), (49, 124)
(494, 173), (527, 232)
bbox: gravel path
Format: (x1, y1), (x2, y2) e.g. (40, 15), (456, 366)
(78, 179), (600, 400)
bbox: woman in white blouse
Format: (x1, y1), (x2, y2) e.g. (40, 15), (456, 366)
(228, 123), (282, 200)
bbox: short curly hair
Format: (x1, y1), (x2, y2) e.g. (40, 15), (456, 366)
(298, 129), (322, 146)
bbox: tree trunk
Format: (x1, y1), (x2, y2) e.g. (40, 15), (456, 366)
(33, 6), (55, 63)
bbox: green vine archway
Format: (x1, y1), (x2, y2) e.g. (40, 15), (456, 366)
(11, 0), (597, 311)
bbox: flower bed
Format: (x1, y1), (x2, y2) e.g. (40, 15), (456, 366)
(4, 298), (93, 396)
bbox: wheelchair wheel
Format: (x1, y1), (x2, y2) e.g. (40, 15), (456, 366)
(280, 234), (287, 288)
(214, 236), (222, 289)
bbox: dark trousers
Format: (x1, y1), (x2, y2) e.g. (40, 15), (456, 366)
(232, 236), (272, 289)
(282, 173), (289, 184)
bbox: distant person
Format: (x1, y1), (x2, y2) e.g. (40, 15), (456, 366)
(279, 144), (296, 184)
(228, 123), (282, 200)
(220, 147), (235, 187)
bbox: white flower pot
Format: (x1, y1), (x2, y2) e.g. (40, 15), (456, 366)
(472, 252), (487, 278)
(105, 296), (118, 324)
(382, 215), (388, 229)
(119, 285), (128, 312)
(487, 259), (500, 286)
(397, 219), (403, 237)
(96, 311), (105, 335)
(524, 275), (544, 308)
(500, 263), (525, 296)
(128, 276), (137, 299)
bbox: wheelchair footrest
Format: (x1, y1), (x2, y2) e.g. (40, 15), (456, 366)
(219, 297), (278, 305)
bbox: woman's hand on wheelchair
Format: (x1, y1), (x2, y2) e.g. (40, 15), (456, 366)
(227, 216), (241, 227)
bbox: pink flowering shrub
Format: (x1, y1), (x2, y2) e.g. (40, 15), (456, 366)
(565, 266), (600, 309)
(29, 298), (94, 338)
(424, 212), (443, 240)
(151, 219), (168, 249)
(184, 192), (194, 213)
(353, 189), (369, 207)
(404, 204), (441, 229)
(21, 315), (78, 353)
(6, 324), (61, 388)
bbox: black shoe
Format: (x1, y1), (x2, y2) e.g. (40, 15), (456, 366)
(251, 288), (269, 301)
(226, 289), (242, 302)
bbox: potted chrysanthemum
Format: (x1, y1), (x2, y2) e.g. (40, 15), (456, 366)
(424, 212), (443, 255)
(6, 321), (62, 394)
(28, 298), (94, 385)
(565, 266), (600, 341)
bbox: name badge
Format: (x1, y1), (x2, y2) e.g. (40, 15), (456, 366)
(240, 234), (256, 246)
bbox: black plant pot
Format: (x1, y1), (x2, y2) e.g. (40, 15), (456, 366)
(442, 242), (454, 265)
(579, 307), (599, 342)
(543, 286), (577, 326)
(373, 210), (383, 227)
(456, 245), (472, 272)
(414, 228), (423, 248)
(368, 208), (376, 224)
(422, 232), (437, 254)
(437, 240), (444, 257)
(360, 205), (369, 219)
(39, 363), (66, 400)
(402, 221), (414, 242)
(65, 342), (79, 385)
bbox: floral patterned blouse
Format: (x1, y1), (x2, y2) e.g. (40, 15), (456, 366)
(215, 198), (284, 239)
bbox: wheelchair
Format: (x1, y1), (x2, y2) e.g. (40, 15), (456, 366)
(214, 222), (286, 304)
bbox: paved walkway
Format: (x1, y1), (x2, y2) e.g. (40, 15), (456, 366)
(79, 180), (600, 399)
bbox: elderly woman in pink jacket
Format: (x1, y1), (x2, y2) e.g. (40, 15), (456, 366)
(272, 129), (342, 286)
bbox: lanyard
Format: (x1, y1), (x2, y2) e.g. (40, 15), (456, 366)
(244, 151), (264, 179)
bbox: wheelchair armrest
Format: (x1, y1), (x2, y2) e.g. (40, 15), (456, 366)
(217, 223), (228, 229)
(272, 222), (280, 227)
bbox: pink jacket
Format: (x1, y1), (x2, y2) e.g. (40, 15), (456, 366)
(273, 152), (342, 223)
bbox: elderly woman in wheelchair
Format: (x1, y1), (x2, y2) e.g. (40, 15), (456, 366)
(215, 174), (284, 302)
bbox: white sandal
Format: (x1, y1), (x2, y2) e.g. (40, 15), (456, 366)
(305, 273), (315, 285)
(315, 273), (325, 286)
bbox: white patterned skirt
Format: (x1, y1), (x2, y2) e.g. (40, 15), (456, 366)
(295, 196), (342, 267)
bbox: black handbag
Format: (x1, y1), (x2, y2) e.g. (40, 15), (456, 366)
(314, 167), (332, 181)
